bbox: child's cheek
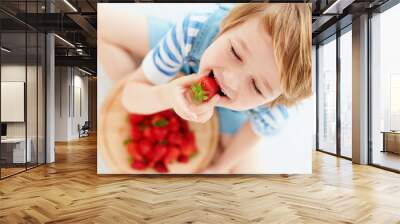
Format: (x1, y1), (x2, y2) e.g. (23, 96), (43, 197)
(202, 49), (222, 68)
(201, 41), (230, 71)
(211, 46), (230, 66)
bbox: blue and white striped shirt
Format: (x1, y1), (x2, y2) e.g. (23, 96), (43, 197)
(142, 9), (290, 136)
(142, 11), (211, 85)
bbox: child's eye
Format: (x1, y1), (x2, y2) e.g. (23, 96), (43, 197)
(230, 44), (242, 62)
(252, 79), (263, 96)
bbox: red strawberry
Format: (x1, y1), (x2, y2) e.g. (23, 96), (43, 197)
(131, 160), (148, 170)
(143, 126), (153, 139)
(177, 155), (189, 163)
(129, 114), (147, 124)
(151, 115), (169, 128)
(168, 132), (183, 146)
(130, 125), (142, 141)
(180, 120), (190, 133)
(185, 132), (195, 144)
(181, 143), (197, 156)
(164, 146), (180, 164)
(151, 127), (169, 141)
(190, 76), (220, 104)
(168, 117), (180, 132)
(138, 139), (153, 156)
(181, 133), (196, 156)
(127, 142), (143, 161)
(151, 144), (168, 163)
(143, 118), (151, 126)
(159, 109), (175, 118)
(154, 161), (169, 173)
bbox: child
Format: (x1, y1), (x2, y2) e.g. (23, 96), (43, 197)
(99, 3), (312, 173)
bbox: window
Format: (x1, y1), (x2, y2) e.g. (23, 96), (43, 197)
(340, 28), (352, 158)
(0, 1), (46, 179)
(370, 2), (400, 171)
(318, 36), (337, 154)
(390, 74), (400, 130)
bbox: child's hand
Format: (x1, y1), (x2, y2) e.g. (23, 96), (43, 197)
(200, 163), (230, 174)
(160, 73), (220, 123)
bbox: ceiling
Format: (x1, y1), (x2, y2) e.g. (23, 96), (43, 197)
(312, 0), (392, 43)
(0, 0), (396, 75)
(0, 0), (100, 73)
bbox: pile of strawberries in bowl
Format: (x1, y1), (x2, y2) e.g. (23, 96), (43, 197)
(125, 109), (197, 173)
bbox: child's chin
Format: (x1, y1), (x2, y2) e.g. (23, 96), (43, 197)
(225, 102), (258, 111)
(216, 99), (245, 111)
(216, 96), (230, 106)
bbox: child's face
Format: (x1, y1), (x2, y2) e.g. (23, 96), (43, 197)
(199, 17), (282, 111)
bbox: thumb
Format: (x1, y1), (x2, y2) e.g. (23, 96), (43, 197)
(177, 73), (208, 86)
(187, 94), (220, 115)
(202, 94), (220, 108)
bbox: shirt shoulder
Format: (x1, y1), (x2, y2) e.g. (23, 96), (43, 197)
(246, 105), (290, 136)
(142, 7), (217, 85)
(179, 9), (215, 55)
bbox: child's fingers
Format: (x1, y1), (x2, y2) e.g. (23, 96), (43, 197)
(176, 73), (208, 87)
(215, 95), (230, 107)
(176, 91), (198, 120)
(195, 109), (214, 124)
(181, 92), (214, 123)
(184, 89), (219, 114)
(189, 95), (220, 115)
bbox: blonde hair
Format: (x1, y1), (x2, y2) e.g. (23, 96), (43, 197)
(217, 3), (312, 107)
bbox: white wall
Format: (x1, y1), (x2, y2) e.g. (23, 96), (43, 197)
(54, 67), (89, 141)
(1, 66), (26, 134)
(1, 64), (46, 163)
(1, 65), (39, 138)
(70, 73), (89, 138)
(55, 66), (68, 141)
(1, 82), (24, 122)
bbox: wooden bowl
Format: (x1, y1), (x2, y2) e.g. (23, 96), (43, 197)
(98, 76), (219, 174)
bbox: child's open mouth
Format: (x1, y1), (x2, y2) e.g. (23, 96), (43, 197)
(208, 70), (229, 99)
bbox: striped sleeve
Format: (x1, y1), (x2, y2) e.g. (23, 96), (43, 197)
(142, 13), (209, 85)
(246, 105), (290, 136)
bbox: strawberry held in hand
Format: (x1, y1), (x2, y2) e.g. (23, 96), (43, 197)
(190, 76), (220, 104)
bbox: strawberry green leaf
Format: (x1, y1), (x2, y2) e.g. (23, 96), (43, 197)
(189, 151), (198, 159)
(123, 138), (132, 145)
(153, 118), (169, 127)
(191, 82), (208, 103)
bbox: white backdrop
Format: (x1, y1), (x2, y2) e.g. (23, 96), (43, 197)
(97, 3), (313, 174)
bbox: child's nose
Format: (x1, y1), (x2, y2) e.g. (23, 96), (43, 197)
(221, 71), (240, 99)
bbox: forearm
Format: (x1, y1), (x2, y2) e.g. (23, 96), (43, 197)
(98, 5), (149, 59)
(99, 38), (139, 81)
(215, 121), (261, 170)
(121, 67), (171, 114)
